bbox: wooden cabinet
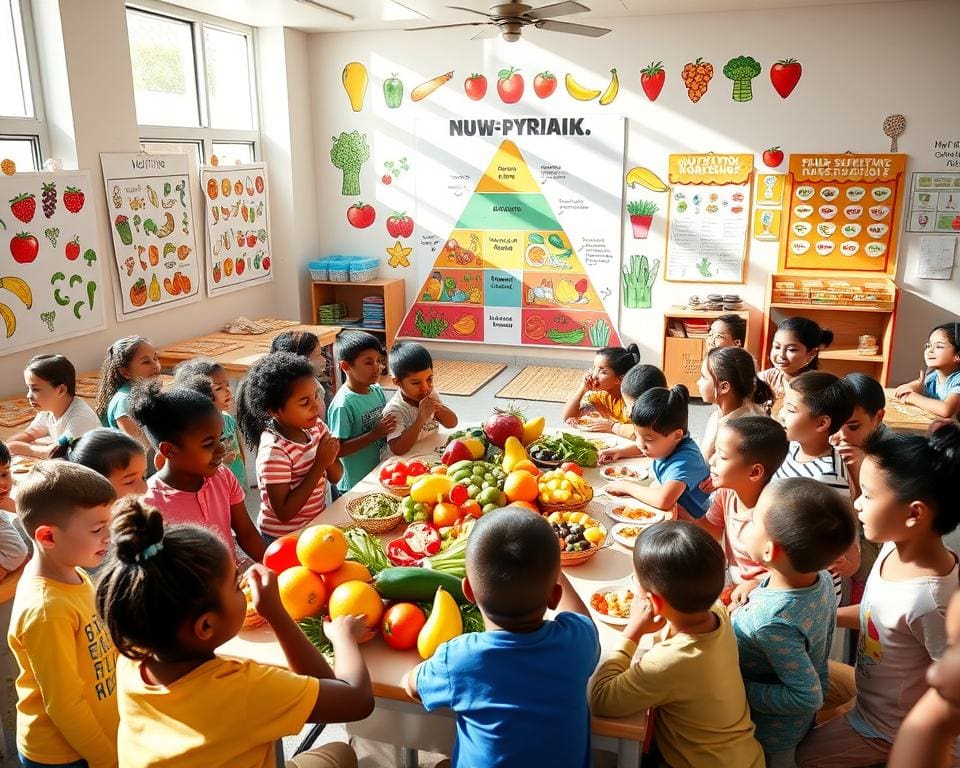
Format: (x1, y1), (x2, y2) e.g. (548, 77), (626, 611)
(310, 277), (405, 348)
(661, 307), (753, 392)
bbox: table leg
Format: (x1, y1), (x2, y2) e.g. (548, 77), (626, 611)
(403, 747), (419, 768)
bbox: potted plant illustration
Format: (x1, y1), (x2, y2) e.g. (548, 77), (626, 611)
(627, 200), (658, 239)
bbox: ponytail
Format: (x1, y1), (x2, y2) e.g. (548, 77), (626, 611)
(598, 344), (642, 377)
(235, 352), (316, 450)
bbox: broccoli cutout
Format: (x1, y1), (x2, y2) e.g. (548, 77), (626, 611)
(723, 56), (761, 102)
(696, 256), (713, 278)
(330, 131), (370, 196)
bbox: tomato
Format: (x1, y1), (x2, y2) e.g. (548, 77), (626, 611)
(720, 584), (735, 606)
(406, 461), (429, 477)
(533, 71), (557, 99)
(390, 471), (407, 486)
(464, 73), (487, 101)
(382, 603), (427, 651)
(560, 462), (583, 476)
(497, 67), (524, 104)
(433, 502), (461, 528)
(449, 484), (469, 506)
(262, 534), (301, 574)
(460, 499), (482, 519)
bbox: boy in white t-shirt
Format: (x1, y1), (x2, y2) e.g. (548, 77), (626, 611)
(383, 343), (458, 456)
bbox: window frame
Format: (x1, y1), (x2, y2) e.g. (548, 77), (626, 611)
(127, 0), (260, 165)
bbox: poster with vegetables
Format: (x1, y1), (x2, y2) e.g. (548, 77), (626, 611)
(782, 154), (907, 272)
(200, 163), (272, 297)
(400, 118), (623, 349)
(664, 154), (753, 283)
(100, 153), (201, 320)
(0, 170), (106, 355)
(905, 171), (960, 233)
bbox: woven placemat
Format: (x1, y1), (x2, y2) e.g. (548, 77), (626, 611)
(163, 339), (244, 357)
(75, 375), (101, 398)
(223, 317), (301, 335)
(0, 398), (35, 427)
(380, 360), (506, 397)
(495, 365), (584, 403)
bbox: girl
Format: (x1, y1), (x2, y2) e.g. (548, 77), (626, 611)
(271, 330), (331, 416)
(598, 364), (667, 464)
(62, 428), (148, 499)
(894, 322), (960, 420)
(129, 381), (265, 563)
(697, 346), (773, 460)
(759, 317), (834, 413)
(236, 352), (342, 542)
(562, 344), (641, 436)
(706, 313), (748, 351)
(96, 498), (371, 767)
(174, 359), (246, 486)
(95, 336), (161, 448)
(797, 424), (960, 767)
(7, 354), (100, 458)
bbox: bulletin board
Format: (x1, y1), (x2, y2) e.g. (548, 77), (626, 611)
(781, 153), (907, 273)
(905, 171), (960, 233)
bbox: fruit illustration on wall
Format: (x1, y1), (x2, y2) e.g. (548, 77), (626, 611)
(640, 62), (666, 101)
(770, 58), (802, 99)
(564, 69), (619, 104)
(346, 202), (376, 229)
(0, 275), (32, 337)
(625, 166), (670, 193)
(130, 277), (147, 307)
(386, 212), (414, 238)
(464, 73), (487, 101)
(330, 131), (370, 197)
(497, 68), (524, 104)
(342, 62), (368, 112)
(41, 182), (56, 218)
(386, 240), (412, 269)
(10, 193), (36, 223)
(762, 146), (785, 168)
(381, 157), (409, 185)
(723, 56), (762, 102)
(598, 68), (619, 105)
(10, 232), (38, 264)
(681, 57), (713, 102)
(383, 73), (403, 108)
(533, 72), (557, 99)
(411, 71), (453, 102)
(62, 186), (84, 213)
(65, 236), (80, 261)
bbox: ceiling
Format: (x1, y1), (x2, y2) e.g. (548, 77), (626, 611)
(167, 0), (918, 33)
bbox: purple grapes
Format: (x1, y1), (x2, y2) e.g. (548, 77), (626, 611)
(42, 182), (56, 218)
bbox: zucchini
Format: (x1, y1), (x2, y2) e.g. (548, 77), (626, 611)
(374, 567), (468, 604)
(548, 234), (565, 249)
(528, 233), (544, 244)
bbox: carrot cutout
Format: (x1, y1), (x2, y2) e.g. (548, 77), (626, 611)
(411, 71), (454, 102)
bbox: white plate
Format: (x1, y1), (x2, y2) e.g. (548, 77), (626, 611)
(610, 522), (648, 548)
(600, 496), (667, 525)
(600, 465), (650, 482)
(589, 583), (636, 626)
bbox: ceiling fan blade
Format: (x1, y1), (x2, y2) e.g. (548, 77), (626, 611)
(534, 18), (610, 36)
(446, 4), (496, 18)
(405, 20), (490, 30)
(471, 25), (503, 38)
(525, 1), (590, 19)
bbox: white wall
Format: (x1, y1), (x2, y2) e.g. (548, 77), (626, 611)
(306, 0), (960, 381)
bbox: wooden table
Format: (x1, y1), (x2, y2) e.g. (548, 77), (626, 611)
(882, 388), (937, 435)
(220, 428), (655, 767)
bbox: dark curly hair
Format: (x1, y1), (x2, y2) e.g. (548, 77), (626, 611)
(235, 352), (317, 449)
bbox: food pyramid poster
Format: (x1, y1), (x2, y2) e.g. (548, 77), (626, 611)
(399, 136), (621, 349)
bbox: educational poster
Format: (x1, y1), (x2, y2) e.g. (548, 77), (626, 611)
(906, 171), (960, 233)
(782, 154), (907, 272)
(0, 170), (106, 354)
(200, 163), (273, 296)
(100, 153), (201, 320)
(753, 172), (785, 241)
(400, 117), (624, 349)
(664, 153), (753, 282)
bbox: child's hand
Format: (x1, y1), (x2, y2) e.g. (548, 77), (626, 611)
(315, 432), (340, 468)
(578, 417), (614, 433)
(374, 412), (399, 439)
(602, 480), (635, 497)
(624, 592), (664, 642)
(325, 614), (367, 646)
(728, 580), (760, 611)
(896, 370), (926, 400)
(245, 564), (284, 624)
(418, 396), (437, 421)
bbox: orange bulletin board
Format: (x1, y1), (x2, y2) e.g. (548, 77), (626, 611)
(781, 154), (907, 273)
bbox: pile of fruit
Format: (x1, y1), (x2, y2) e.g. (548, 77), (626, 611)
(441, 408), (545, 465)
(538, 466), (592, 507)
(545, 510), (606, 553)
(379, 457), (440, 492)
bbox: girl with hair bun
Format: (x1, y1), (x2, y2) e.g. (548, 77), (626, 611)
(759, 317), (834, 414)
(562, 343), (643, 437)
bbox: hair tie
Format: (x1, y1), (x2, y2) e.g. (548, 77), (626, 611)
(57, 434), (72, 447)
(136, 542), (163, 562)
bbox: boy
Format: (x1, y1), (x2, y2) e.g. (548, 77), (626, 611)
(704, 415), (789, 608)
(733, 477), (857, 768)
(404, 508), (600, 767)
(829, 372), (886, 499)
(590, 520), (764, 767)
(327, 332), (398, 493)
(0, 440), (29, 578)
(8, 461), (119, 768)
(382, 342), (458, 456)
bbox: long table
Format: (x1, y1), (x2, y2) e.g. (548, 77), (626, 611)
(220, 429), (655, 767)
(882, 388), (938, 435)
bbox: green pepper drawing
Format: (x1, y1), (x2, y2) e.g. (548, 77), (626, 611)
(115, 215), (133, 245)
(383, 74), (403, 108)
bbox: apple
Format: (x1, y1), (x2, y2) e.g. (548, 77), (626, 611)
(346, 202), (375, 229)
(497, 68), (524, 104)
(533, 72), (557, 99)
(464, 73), (487, 101)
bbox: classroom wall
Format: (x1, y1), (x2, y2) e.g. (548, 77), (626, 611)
(305, 0), (960, 383)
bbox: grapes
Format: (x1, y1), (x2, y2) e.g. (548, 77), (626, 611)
(41, 182), (56, 218)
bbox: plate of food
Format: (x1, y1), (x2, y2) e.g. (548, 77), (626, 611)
(610, 522), (648, 548)
(600, 465), (649, 482)
(603, 499), (666, 526)
(589, 583), (636, 626)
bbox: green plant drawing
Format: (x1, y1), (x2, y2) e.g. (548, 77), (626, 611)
(622, 254), (660, 309)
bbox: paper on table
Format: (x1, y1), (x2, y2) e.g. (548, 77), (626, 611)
(918, 236), (956, 280)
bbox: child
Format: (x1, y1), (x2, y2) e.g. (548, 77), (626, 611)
(95, 335), (161, 448)
(271, 329), (331, 416)
(734, 477), (857, 767)
(327, 332), (396, 493)
(404, 508), (600, 766)
(236, 352), (342, 541)
(707, 313), (748, 350)
(598, 363), (667, 463)
(697, 346), (773, 461)
(382, 342), (458, 456)
(173, 359), (246, 486)
(8, 354), (100, 458)
(704, 415), (789, 607)
(130, 382), (266, 563)
(8, 461), (118, 768)
(0, 441), (28, 577)
(604, 385), (711, 520)
(830, 373), (887, 499)
(895, 321), (960, 420)
(96, 498), (371, 767)
(759, 316), (834, 411)
(590, 520), (764, 767)
(562, 344), (641, 436)
(797, 424), (960, 767)
(64, 428), (149, 498)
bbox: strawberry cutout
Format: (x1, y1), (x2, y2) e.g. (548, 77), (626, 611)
(10, 193), (36, 223)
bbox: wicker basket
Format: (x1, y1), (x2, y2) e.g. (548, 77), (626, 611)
(559, 522), (607, 567)
(346, 495), (403, 534)
(539, 487), (594, 515)
(379, 480), (411, 497)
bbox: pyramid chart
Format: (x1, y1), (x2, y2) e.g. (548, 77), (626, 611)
(399, 140), (621, 349)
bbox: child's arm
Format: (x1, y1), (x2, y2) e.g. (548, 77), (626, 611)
(387, 399), (435, 457)
(746, 622), (825, 715)
(561, 373), (593, 421)
(837, 604), (860, 630)
(230, 501), (266, 562)
(115, 414), (151, 452)
(403, 663), (423, 701)
(264, 434), (340, 523)
(432, 396), (458, 429)
(6, 440), (58, 459)
(900, 390), (960, 420)
(555, 571), (590, 617)
(604, 479), (686, 512)
(598, 444), (643, 463)
(326, 458), (343, 485)
(889, 687), (960, 768)
(336, 412), (398, 458)
(0, 517), (28, 573)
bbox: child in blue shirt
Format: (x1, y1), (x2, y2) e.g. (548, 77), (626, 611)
(894, 321), (960, 421)
(603, 384), (710, 519)
(327, 332), (397, 493)
(733, 476), (857, 768)
(404, 508), (600, 768)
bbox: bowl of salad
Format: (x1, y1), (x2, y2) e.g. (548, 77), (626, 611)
(347, 492), (403, 534)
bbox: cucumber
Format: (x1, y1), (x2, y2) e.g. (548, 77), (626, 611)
(528, 233), (544, 244)
(374, 567), (468, 604)
(548, 234), (565, 249)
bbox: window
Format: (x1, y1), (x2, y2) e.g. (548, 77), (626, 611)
(127, 3), (259, 165)
(0, 0), (47, 170)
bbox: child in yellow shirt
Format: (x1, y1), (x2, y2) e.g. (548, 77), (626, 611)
(96, 497), (373, 768)
(562, 344), (640, 437)
(8, 461), (119, 768)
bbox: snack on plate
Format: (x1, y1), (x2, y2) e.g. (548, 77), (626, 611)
(605, 500), (665, 526)
(590, 585), (635, 625)
(600, 465), (648, 481)
(610, 523), (643, 548)
(241, 582), (267, 630)
(351, 493), (400, 519)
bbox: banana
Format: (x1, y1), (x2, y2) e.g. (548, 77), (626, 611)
(564, 73), (601, 101)
(0, 302), (15, 338)
(0, 276), (32, 308)
(147, 184), (159, 208)
(598, 68), (619, 106)
(625, 166), (670, 193)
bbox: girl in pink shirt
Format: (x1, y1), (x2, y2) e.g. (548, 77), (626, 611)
(129, 381), (265, 563)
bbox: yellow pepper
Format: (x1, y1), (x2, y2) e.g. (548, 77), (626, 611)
(417, 587), (463, 659)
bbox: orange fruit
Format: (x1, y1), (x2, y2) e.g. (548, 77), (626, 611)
(503, 470), (539, 503)
(328, 580), (384, 643)
(277, 566), (327, 620)
(432, 501), (461, 528)
(323, 560), (371, 592)
(460, 499), (482, 519)
(512, 460), (540, 477)
(507, 500), (539, 512)
(297, 525), (347, 573)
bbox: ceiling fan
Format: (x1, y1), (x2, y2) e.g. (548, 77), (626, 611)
(405, 2), (611, 42)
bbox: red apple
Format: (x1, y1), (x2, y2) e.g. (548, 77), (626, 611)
(346, 202), (376, 229)
(762, 146), (784, 168)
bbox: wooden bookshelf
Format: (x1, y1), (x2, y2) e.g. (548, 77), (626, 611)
(310, 277), (405, 348)
(662, 307), (753, 392)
